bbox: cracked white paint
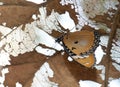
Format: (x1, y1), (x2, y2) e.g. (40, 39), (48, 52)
(36, 7), (62, 34)
(34, 7), (77, 33)
(1, 25), (37, 57)
(60, 0), (119, 32)
(0, 6), (69, 66)
(31, 62), (58, 87)
(111, 28), (120, 64)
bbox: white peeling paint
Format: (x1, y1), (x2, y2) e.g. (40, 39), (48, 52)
(111, 28), (120, 64)
(0, 25), (12, 38)
(0, 2), (3, 5)
(16, 82), (22, 87)
(112, 63), (120, 72)
(56, 11), (76, 32)
(36, 7), (77, 33)
(31, 62), (58, 87)
(0, 50), (11, 66)
(37, 7), (62, 34)
(79, 80), (102, 87)
(95, 45), (105, 64)
(108, 78), (120, 87)
(2, 22), (6, 26)
(32, 14), (37, 20)
(60, 0), (119, 32)
(34, 26), (63, 51)
(94, 65), (105, 80)
(26, 0), (47, 4)
(67, 56), (73, 62)
(100, 35), (109, 47)
(0, 7), (70, 68)
(1, 25), (37, 57)
(0, 68), (9, 85)
(35, 46), (56, 56)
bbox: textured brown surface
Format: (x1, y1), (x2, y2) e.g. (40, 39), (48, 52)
(48, 53), (97, 87)
(0, 5), (38, 27)
(0, 0), (120, 87)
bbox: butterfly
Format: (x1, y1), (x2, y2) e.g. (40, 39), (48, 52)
(56, 30), (100, 68)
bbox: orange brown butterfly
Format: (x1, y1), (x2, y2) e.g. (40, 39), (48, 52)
(56, 30), (100, 68)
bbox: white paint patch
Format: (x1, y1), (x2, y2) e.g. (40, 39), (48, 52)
(112, 63), (120, 72)
(60, 0), (119, 32)
(26, 0), (47, 4)
(56, 11), (76, 32)
(94, 65), (105, 80)
(79, 80), (102, 87)
(0, 2), (3, 5)
(111, 28), (120, 64)
(35, 46), (56, 56)
(32, 14), (37, 20)
(34, 26), (63, 51)
(0, 50), (11, 66)
(37, 7), (62, 34)
(0, 7), (71, 67)
(0, 25), (12, 38)
(67, 56), (73, 62)
(0, 68), (9, 85)
(61, 51), (65, 55)
(31, 62), (58, 87)
(1, 25), (37, 57)
(100, 35), (109, 47)
(16, 82), (22, 87)
(95, 45), (105, 64)
(37, 7), (76, 33)
(2, 22), (6, 26)
(108, 78), (120, 87)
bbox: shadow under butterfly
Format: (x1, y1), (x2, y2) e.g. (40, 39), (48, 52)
(56, 30), (100, 68)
